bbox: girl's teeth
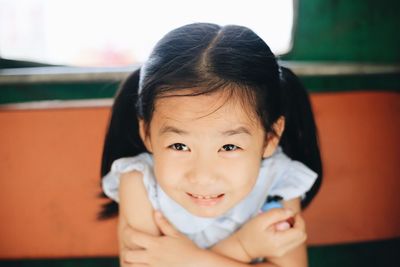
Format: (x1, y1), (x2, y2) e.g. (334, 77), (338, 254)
(191, 193), (220, 199)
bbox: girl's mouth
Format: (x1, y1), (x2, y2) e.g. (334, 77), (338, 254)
(186, 192), (225, 206)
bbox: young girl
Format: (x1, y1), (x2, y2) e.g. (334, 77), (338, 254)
(100, 23), (322, 266)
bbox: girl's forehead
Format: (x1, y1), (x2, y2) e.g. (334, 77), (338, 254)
(153, 91), (260, 129)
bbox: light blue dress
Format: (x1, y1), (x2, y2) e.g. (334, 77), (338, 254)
(102, 147), (317, 248)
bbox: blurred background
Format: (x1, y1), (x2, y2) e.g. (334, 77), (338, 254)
(0, 0), (399, 266)
(0, 0), (294, 66)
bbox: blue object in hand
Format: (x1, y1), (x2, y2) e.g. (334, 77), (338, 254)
(261, 201), (283, 212)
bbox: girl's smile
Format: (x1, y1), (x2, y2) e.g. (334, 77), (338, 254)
(186, 192), (226, 207)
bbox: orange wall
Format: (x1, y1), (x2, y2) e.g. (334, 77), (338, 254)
(0, 91), (399, 258)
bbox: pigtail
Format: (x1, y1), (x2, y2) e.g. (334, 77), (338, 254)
(279, 67), (323, 209)
(98, 68), (147, 219)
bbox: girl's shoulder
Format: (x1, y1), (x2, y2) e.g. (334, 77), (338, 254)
(108, 152), (153, 173)
(263, 146), (314, 173)
(264, 147), (318, 201)
(102, 152), (157, 203)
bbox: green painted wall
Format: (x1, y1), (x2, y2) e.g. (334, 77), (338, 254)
(1, 74), (399, 105)
(0, 82), (119, 104)
(283, 0), (400, 63)
(0, 58), (54, 69)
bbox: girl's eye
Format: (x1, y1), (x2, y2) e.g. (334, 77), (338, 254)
(220, 144), (240, 152)
(169, 143), (190, 151)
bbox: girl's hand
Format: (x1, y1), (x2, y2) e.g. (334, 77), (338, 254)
(121, 211), (202, 267)
(236, 208), (307, 260)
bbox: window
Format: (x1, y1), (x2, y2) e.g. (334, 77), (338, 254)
(0, 0), (294, 67)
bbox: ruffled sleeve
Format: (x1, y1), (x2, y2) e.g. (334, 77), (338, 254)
(101, 153), (159, 209)
(267, 147), (318, 201)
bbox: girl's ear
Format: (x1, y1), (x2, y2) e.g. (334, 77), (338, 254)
(139, 119), (153, 153)
(263, 116), (285, 158)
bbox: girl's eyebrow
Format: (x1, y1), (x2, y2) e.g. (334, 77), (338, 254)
(221, 126), (252, 136)
(159, 125), (252, 136)
(159, 126), (189, 136)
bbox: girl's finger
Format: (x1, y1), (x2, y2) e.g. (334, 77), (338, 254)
(120, 257), (148, 267)
(292, 213), (306, 232)
(122, 249), (149, 264)
(120, 257), (147, 267)
(275, 213), (304, 231)
(275, 221), (291, 231)
(122, 226), (156, 249)
(154, 210), (181, 237)
(274, 225), (307, 248)
(258, 208), (295, 229)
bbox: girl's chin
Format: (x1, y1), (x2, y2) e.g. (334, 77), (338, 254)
(187, 203), (237, 219)
(188, 208), (225, 218)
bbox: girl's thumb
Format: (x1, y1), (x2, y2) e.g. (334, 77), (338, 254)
(154, 211), (180, 237)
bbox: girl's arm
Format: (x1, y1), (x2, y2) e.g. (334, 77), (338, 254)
(211, 197), (308, 267)
(118, 171), (160, 266)
(119, 172), (305, 266)
(122, 209), (280, 267)
(119, 171), (281, 266)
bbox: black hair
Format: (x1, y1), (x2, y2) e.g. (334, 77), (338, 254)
(279, 67), (322, 208)
(98, 23), (322, 219)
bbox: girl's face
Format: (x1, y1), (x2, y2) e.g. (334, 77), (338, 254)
(140, 90), (278, 218)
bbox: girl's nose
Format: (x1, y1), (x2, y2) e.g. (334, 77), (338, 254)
(186, 155), (217, 185)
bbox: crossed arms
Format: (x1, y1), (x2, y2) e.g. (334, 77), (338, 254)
(118, 171), (307, 267)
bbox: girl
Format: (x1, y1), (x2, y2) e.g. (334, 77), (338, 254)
(100, 23), (322, 266)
